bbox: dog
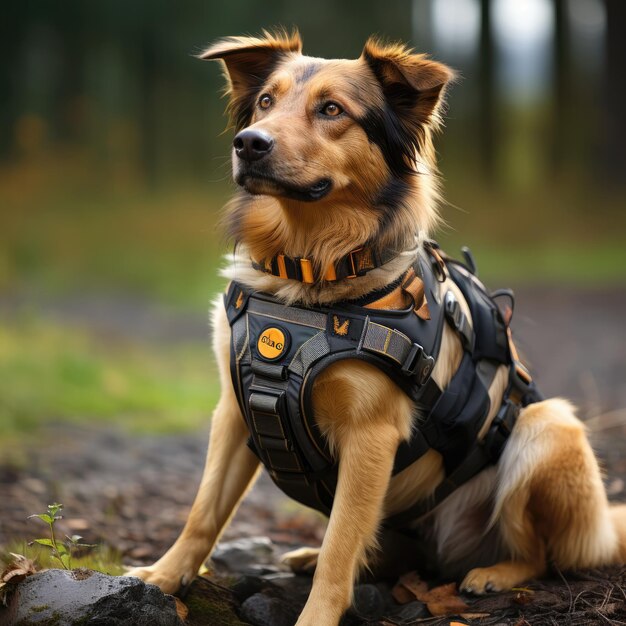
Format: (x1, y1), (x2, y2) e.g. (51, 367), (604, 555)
(127, 30), (626, 626)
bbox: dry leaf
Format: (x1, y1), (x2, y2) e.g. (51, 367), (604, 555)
(0, 553), (39, 606)
(460, 613), (491, 619)
(421, 582), (469, 617)
(397, 571), (429, 599)
(1, 553), (38, 583)
(174, 597), (188, 621)
(391, 581), (416, 605)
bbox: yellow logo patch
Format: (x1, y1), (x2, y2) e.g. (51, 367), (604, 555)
(257, 327), (287, 361)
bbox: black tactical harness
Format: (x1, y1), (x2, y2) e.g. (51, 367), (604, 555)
(225, 246), (542, 526)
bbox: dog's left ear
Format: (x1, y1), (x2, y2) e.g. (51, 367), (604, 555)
(361, 38), (455, 126)
(200, 30), (302, 130)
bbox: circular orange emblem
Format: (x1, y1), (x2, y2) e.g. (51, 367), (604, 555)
(257, 327), (288, 361)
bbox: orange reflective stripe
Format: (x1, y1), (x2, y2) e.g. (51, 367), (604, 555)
(277, 254), (288, 279)
(324, 264), (337, 281)
(300, 258), (314, 283)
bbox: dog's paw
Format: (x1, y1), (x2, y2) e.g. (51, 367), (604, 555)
(124, 564), (193, 595)
(461, 561), (541, 595)
(460, 567), (505, 595)
(280, 547), (320, 574)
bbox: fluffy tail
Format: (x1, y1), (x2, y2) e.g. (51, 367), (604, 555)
(610, 504), (626, 563)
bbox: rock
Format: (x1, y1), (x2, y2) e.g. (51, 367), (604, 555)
(183, 576), (247, 626)
(268, 573), (313, 607)
(388, 599), (430, 623)
(348, 584), (385, 620)
(211, 536), (277, 574)
(240, 592), (296, 626)
(1, 568), (182, 626)
(230, 575), (268, 602)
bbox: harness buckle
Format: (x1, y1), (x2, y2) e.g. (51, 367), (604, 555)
(401, 342), (435, 385)
(444, 291), (475, 352)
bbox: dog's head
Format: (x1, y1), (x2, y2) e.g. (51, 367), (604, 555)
(201, 30), (454, 267)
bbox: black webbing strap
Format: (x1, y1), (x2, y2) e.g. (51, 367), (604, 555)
(385, 390), (521, 528)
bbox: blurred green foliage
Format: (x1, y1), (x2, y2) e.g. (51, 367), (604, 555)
(1, 1), (624, 440)
(0, 316), (220, 444)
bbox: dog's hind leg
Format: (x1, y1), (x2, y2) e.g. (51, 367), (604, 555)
(281, 546), (320, 574)
(126, 303), (260, 594)
(462, 398), (622, 594)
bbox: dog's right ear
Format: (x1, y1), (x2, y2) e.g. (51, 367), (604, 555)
(199, 30), (302, 130)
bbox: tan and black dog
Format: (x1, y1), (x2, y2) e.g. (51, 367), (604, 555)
(127, 31), (626, 626)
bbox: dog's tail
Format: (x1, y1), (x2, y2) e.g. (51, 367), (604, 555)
(610, 504), (626, 563)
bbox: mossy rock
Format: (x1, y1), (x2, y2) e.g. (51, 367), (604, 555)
(183, 576), (248, 626)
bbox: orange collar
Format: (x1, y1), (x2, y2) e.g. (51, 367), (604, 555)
(251, 246), (399, 284)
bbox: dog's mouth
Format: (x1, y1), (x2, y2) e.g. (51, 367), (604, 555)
(235, 170), (332, 202)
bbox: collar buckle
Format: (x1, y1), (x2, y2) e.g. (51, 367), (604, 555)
(346, 248), (364, 279)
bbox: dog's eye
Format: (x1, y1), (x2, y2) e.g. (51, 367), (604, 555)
(258, 94), (273, 110)
(320, 102), (343, 117)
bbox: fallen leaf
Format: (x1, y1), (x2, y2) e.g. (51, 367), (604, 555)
(174, 597), (188, 621)
(397, 570), (429, 599)
(0, 554), (39, 607)
(421, 582), (469, 617)
(460, 613), (490, 619)
(1, 553), (38, 583)
(198, 563), (211, 577)
(391, 582), (415, 604)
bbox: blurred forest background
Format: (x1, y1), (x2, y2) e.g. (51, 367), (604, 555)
(1, 0), (625, 451)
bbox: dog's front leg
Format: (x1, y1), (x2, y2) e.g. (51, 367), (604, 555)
(296, 419), (402, 626)
(126, 391), (259, 593)
(127, 304), (260, 593)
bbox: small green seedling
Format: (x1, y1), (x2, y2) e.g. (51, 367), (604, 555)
(27, 503), (95, 570)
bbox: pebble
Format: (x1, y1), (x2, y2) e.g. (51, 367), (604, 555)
(389, 599), (430, 623)
(240, 592), (296, 626)
(348, 584), (385, 620)
(212, 536), (276, 573)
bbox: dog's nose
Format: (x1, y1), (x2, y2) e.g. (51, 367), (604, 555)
(233, 129), (274, 162)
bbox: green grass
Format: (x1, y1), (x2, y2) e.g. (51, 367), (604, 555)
(2, 541), (125, 576)
(0, 316), (220, 446)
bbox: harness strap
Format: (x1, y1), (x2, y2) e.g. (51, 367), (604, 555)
(360, 318), (435, 384)
(252, 246), (399, 284)
(385, 369), (525, 528)
(443, 290), (474, 352)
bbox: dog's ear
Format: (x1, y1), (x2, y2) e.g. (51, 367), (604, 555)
(200, 30), (302, 130)
(361, 38), (455, 127)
